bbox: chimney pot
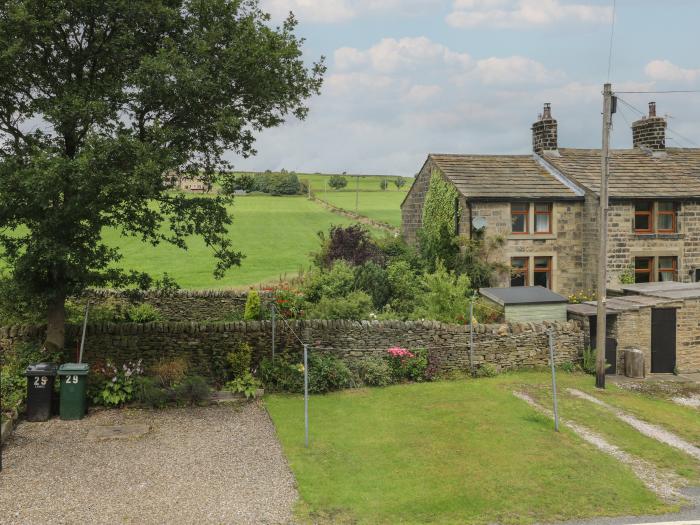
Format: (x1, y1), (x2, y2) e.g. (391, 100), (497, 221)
(649, 101), (656, 118)
(542, 103), (552, 120)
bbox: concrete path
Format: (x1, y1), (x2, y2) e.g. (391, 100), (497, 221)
(0, 403), (298, 524)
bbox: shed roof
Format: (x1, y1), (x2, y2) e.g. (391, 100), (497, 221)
(542, 148), (700, 199)
(429, 154), (582, 201)
(620, 281), (700, 300)
(480, 286), (568, 306)
(566, 294), (676, 316)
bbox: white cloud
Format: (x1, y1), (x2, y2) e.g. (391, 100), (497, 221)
(476, 56), (563, 85)
(447, 0), (612, 28)
(335, 37), (472, 73)
(644, 60), (700, 83)
(402, 84), (443, 104)
(262, 0), (440, 23)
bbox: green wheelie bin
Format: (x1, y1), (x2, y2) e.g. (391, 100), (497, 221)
(58, 363), (89, 420)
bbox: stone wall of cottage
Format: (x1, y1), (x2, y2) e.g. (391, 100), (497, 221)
(401, 160), (433, 245)
(0, 319), (583, 379)
(604, 201), (700, 288)
(469, 201), (585, 297)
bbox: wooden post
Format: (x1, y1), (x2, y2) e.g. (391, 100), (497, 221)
(596, 83), (613, 389)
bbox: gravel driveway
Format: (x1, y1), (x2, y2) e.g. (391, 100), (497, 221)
(0, 403), (298, 524)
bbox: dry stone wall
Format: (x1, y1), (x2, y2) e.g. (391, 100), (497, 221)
(81, 289), (271, 322)
(0, 319), (583, 379)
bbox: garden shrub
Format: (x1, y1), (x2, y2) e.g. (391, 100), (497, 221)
(225, 371), (262, 399)
(351, 357), (393, 387)
(260, 353), (351, 394)
(173, 376), (211, 406)
(354, 262), (391, 309)
(386, 347), (429, 382)
(134, 377), (169, 409)
(227, 342), (252, 379)
(415, 261), (472, 323)
(260, 354), (304, 393)
(315, 224), (384, 269)
(386, 260), (421, 316)
(271, 285), (306, 319)
(125, 303), (162, 323)
(306, 290), (372, 320)
(303, 260), (355, 303)
(244, 289), (262, 320)
(308, 354), (352, 393)
(150, 356), (189, 388)
(92, 360), (144, 407)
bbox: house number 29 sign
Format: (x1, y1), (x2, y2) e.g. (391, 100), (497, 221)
(33, 376), (48, 387)
(65, 375), (80, 384)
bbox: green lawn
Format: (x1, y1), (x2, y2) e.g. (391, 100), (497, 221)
(266, 372), (674, 525)
(315, 190), (406, 227)
(102, 195), (365, 289)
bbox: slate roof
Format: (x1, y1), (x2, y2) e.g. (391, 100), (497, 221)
(542, 148), (700, 199)
(429, 154), (582, 201)
(480, 286), (568, 305)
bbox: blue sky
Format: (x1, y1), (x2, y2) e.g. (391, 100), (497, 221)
(233, 0), (700, 175)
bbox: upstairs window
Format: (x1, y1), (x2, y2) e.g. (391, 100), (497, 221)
(634, 201), (678, 233)
(511, 203), (529, 234)
(657, 202), (677, 233)
(634, 202), (653, 233)
(534, 204), (552, 233)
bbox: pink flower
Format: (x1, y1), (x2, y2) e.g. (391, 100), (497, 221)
(387, 347), (414, 359)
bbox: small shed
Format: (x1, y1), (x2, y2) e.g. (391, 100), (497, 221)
(479, 286), (568, 323)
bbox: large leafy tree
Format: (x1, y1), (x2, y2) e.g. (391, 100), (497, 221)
(0, 0), (324, 349)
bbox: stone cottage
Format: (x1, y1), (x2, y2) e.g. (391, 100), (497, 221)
(401, 102), (700, 297)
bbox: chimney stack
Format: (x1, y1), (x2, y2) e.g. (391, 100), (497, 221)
(532, 103), (558, 153)
(632, 102), (666, 150)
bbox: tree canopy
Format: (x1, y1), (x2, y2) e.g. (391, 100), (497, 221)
(0, 0), (324, 348)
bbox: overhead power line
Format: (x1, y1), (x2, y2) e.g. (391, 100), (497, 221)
(615, 90), (700, 94)
(606, 0), (617, 81)
(616, 96), (700, 148)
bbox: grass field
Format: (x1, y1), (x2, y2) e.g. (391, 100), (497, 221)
(267, 372), (678, 525)
(315, 190), (406, 227)
(103, 195), (366, 289)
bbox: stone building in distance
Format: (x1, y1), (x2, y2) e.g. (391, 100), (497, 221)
(401, 102), (700, 298)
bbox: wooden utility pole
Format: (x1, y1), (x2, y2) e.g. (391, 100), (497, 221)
(355, 174), (359, 212)
(596, 83), (613, 389)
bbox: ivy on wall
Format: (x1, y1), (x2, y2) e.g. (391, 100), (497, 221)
(418, 170), (461, 270)
(421, 169), (459, 241)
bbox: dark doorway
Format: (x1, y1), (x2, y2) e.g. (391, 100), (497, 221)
(589, 315), (618, 374)
(651, 308), (677, 373)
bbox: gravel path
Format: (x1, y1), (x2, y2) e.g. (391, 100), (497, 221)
(567, 388), (700, 461)
(0, 403), (298, 524)
(513, 392), (682, 501)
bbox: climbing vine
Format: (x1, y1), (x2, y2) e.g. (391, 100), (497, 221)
(421, 170), (460, 240)
(418, 170), (460, 270)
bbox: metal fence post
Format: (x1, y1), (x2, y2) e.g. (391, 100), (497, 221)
(303, 343), (309, 448)
(469, 299), (475, 376)
(548, 329), (560, 432)
(271, 305), (276, 361)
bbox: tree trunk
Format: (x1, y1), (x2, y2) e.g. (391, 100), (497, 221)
(45, 292), (66, 351)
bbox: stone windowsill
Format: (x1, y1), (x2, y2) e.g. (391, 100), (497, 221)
(633, 233), (685, 240)
(507, 233), (557, 241)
